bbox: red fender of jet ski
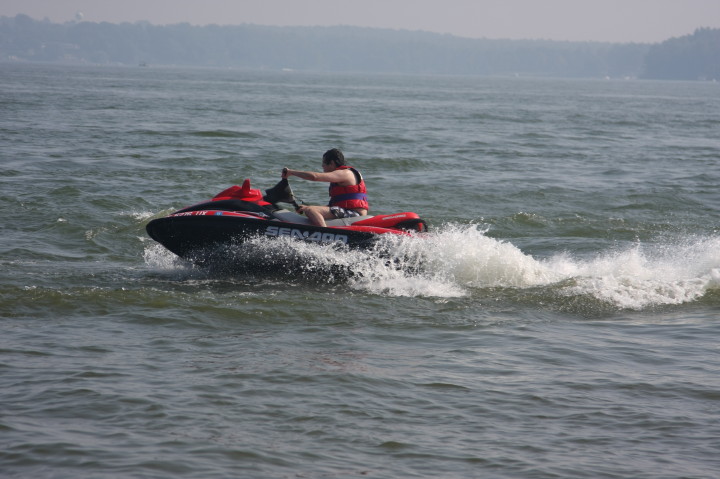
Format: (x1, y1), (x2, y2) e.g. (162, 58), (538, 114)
(213, 179), (270, 205)
(350, 212), (427, 232)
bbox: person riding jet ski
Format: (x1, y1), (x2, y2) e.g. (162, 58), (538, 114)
(282, 148), (368, 227)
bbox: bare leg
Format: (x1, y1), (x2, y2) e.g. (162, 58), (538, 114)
(300, 206), (333, 227)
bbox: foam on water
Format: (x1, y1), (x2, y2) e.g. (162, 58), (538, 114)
(143, 242), (188, 271)
(347, 224), (556, 298)
(143, 224), (720, 309)
(125, 210), (157, 222)
(555, 236), (720, 309)
(405, 226), (720, 308)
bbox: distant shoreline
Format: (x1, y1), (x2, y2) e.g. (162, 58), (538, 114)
(2, 14), (717, 80)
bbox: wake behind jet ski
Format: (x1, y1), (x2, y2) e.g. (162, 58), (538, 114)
(146, 178), (428, 263)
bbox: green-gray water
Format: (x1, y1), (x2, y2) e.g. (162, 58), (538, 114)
(2, 63), (719, 478)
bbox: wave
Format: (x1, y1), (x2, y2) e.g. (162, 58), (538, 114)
(143, 225), (720, 310)
(132, 129), (261, 139)
(554, 237), (720, 309)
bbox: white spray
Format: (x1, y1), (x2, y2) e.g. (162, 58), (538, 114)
(143, 224), (720, 309)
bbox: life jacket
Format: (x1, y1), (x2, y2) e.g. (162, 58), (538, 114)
(328, 166), (369, 211)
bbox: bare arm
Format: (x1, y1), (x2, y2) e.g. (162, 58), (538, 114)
(282, 167), (354, 184)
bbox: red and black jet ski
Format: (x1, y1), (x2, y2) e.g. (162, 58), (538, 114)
(146, 178), (428, 262)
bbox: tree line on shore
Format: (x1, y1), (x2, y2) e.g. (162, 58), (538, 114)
(1, 14), (717, 80)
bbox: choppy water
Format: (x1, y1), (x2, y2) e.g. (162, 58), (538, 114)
(2, 62), (720, 478)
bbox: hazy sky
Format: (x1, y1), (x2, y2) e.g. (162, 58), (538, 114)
(2, 0), (719, 43)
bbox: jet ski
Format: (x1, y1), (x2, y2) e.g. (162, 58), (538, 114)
(146, 178), (428, 262)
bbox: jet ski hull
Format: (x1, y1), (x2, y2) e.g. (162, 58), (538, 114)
(146, 212), (380, 260)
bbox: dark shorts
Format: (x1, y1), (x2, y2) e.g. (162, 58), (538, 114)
(330, 206), (361, 219)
